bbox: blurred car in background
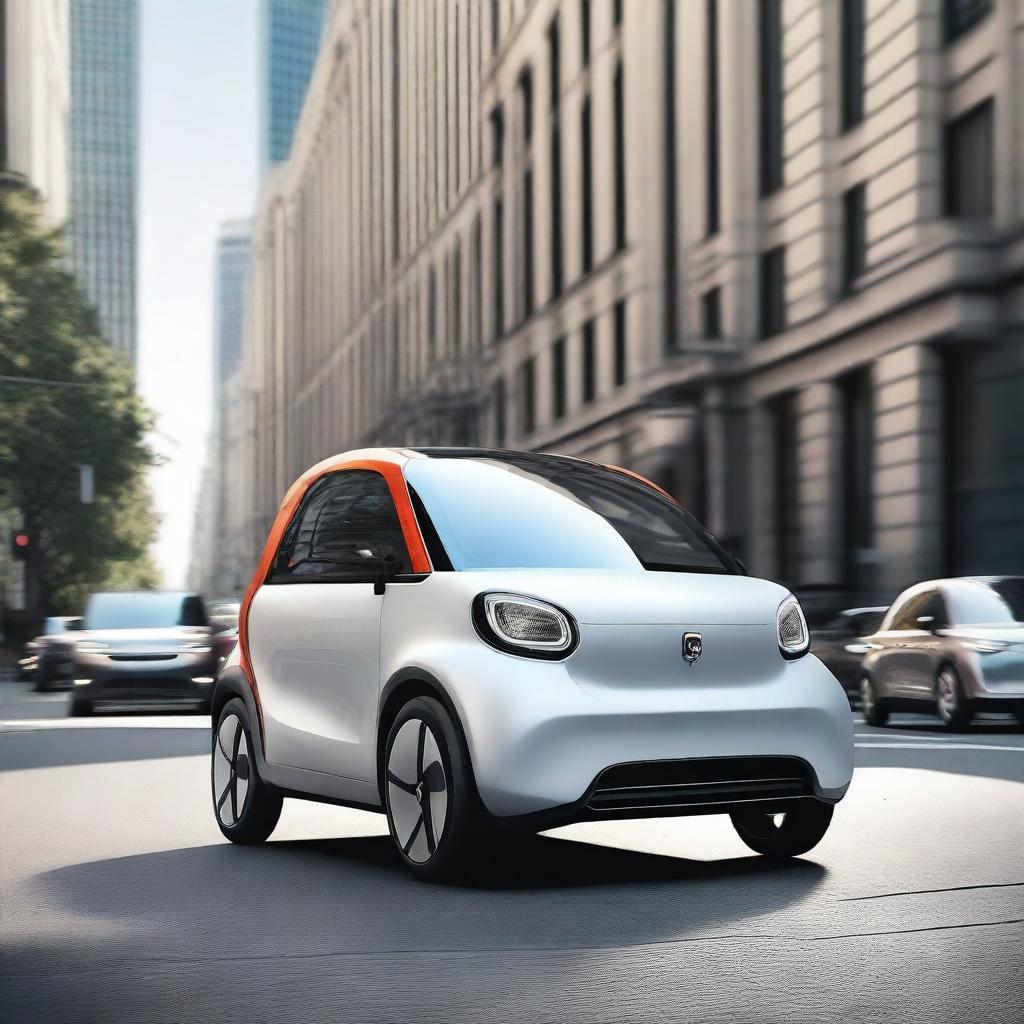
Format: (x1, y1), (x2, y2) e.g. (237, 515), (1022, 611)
(70, 592), (217, 716)
(859, 577), (1024, 730)
(208, 600), (241, 669)
(810, 607), (886, 702)
(19, 616), (84, 691)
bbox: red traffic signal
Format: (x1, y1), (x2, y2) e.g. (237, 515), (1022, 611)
(11, 532), (30, 560)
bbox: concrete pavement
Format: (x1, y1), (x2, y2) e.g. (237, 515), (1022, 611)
(1, 678), (1021, 1023)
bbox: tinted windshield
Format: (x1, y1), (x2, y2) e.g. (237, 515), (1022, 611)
(948, 579), (1024, 626)
(405, 454), (735, 574)
(85, 593), (206, 630)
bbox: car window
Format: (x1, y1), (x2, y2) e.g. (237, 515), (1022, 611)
(404, 455), (735, 574)
(947, 579), (1024, 626)
(850, 610), (884, 635)
(888, 591), (946, 631)
(85, 593), (203, 630)
(270, 470), (412, 582)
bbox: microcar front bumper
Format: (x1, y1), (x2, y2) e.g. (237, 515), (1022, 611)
(437, 645), (854, 820)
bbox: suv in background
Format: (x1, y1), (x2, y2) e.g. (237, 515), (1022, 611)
(71, 592), (216, 716)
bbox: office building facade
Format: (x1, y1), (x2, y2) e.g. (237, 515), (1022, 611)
(226, 0), (1024, 606)
(66, 0), (138, 359)
(259, 0), (328, 170)
(0, 0), (69, 221)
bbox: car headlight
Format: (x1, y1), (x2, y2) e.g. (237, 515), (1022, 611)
(777, 595), (809, 659)
(963, 639), (1009, 654)
(76, 640), (108, 653)
(473, 593), (579, 660)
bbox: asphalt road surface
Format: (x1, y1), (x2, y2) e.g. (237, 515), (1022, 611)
(2, 675), (1022, 1024)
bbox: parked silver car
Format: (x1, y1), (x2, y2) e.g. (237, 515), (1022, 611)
(859, 577), (1024, 729)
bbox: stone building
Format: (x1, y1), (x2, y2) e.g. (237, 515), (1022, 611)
(226, 0), (1024, 604)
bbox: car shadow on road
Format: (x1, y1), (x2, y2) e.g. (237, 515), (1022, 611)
(24, 832), (827, 971)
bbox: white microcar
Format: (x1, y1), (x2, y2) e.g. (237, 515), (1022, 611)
(211, 448), (853, 880)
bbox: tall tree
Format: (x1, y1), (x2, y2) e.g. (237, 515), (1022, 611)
(0, 181), (159, 629)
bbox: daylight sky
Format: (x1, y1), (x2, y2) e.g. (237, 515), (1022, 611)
(137, 0), (258, 588)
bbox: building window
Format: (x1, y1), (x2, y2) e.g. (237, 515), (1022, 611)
(452, 242), (462, 352)
(472, 215), (482, 345)
(490, 104), (504, 168)
(770, 393), (799, 582)
(581, 95), (593, 273)
(759, 246), (786, 338)
(701, 287), (722, 339)
(581, 319), (596, 403)
(548, 17), (560, 109)
(581, 0), (591, 68)
(428, 265), (437, 357)
(613, 300), (627, 387)
(493, 195), (504, 338)
(550, 119), (564, 298)
(841, 183), (867, 293)
(491, 0), (500, 52)
(705, 0), (720, 235)
(944, 100), (994, 220)
(758, 0), (783, 196)
(663, 0), (679, 351)
(839, 368), (874, 589)
(494, 376), (506, 445)
(519, 358), (536, 434)
(552, 337), (566, 419)
(522, 168), (534, 316)
(518, 67), (533, 146)
(613, 63), (627, 252)
(840, 0), (865, 131)
(614, 0), (623, 27)
(944, 0), (992, 42)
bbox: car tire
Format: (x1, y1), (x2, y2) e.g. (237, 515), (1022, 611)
(212, 697), (282, 845)
(69, 697), (93, 717)
(730, 801), (834, 859)
(383, 695), (494, 882)
(935, 664), (972, 730)
(860, 676), (889, 727)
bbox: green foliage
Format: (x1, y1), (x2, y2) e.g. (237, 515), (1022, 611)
(0, 181), (161, 618)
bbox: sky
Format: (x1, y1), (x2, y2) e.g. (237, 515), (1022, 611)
(137, 1), (258, 588)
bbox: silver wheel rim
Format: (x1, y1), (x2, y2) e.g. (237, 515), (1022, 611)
(213, 713), (250, 827)
(937, 669), (958, 720)
(386, 719), (448, 864)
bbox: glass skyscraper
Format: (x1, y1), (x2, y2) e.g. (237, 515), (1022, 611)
(259, 0), (327, 171)
(67, 0), (138, 362)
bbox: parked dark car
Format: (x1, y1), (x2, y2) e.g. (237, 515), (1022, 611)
(860, 577), (1024, 729)
(70, 592), (217, 716)
(19, 616), (84, 691)
(810, 607), (886, 700)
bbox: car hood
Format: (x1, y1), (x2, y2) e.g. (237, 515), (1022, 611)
(454, 568), (790, 625)
(78, 627), (210, 652)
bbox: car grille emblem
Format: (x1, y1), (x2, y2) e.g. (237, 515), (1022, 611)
(682, 632), (703, 666)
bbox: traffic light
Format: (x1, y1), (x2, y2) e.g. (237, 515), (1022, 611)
(10, 531), (30, 561)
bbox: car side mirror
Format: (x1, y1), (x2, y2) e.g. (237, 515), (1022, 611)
(357, 546), (397, 595)
(915, 615), (935, 631)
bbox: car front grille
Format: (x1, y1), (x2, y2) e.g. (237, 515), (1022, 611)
(586, 756), (815, 812)
(108, 654), (177, 662)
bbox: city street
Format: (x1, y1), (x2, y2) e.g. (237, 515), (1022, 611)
(1, 674), (1022, 1024)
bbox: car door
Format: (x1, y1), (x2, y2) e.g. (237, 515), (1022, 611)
(901, 591), (950, 700)
(871, 592), (930, 699)
(247, 469), (414, 783)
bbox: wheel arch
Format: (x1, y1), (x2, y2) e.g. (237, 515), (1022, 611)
(376, 667), (474, 805)
(212, 666), (267, 769)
